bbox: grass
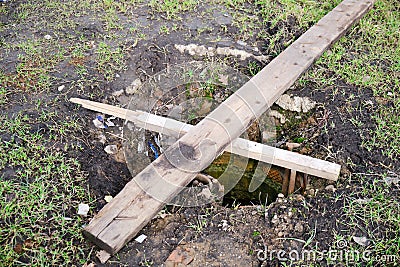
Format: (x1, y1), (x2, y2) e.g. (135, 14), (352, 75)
(0, 114), (93, 266)
(149, 0), (199, 20)
(338, 175), (400, 266)
(303, 0), (400, 159)
(0, 0), (398, 265)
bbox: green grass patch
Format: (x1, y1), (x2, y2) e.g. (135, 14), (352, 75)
(0, 114), (92, 266)
(339, 175), (400, 266)
(303, 0), (400, 159)
(149, 0), (199, 20)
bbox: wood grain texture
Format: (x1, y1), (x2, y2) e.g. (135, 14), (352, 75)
(82, 0), (375, 255)
(70, 98), (341, 180)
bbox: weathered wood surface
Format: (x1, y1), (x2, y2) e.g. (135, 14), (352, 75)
(71, 98), (341, 180)
(82, 0), (375, 255)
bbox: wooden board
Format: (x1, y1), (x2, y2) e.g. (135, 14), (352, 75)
(70, 98), (341, 180)
(82, 0), (375, 255)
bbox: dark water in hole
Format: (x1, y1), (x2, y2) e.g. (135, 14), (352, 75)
(204, 153), (282, 206)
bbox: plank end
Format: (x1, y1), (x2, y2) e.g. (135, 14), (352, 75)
(83, 227), (116, 255)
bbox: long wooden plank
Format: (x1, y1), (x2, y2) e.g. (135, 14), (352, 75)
(70, 98), (340, 180)
(82, 0), (375, 255)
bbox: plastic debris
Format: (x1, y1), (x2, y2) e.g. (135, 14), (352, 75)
(58, 85), (65, 92)
(104, 195), (113, 203)
(77, 203), (89, 216)
(105, 116), (116, 127)
(93, 115), (107, 129)
(135, 234), (147, 243)
(148, 141), (159, 158)
(44, 34), (52, 40)
(104, 145), (118, 154)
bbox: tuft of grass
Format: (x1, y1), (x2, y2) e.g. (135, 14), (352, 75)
(0, 114), (93, 266)
(149, 0), (199, 20)
(95, 42), (127, 81)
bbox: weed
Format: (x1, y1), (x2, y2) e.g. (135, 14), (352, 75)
(149, 0), (199, 20)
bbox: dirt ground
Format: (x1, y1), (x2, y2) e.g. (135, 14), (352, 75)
(1, 1), (399, 266)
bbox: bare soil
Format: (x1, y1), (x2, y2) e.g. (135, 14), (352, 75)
(1, 1), (398, 266)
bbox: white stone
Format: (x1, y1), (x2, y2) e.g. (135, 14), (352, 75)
(104, 144), (118, 154)
(352, 236), (369, 246)
(112, 89), (124, 97)
(267, 110), (287, 124)
(57, 85), (65, 92)
(104, 195), (113, 203)
(77, 203), (89, 216)
(275, 94), (316, 113)
(125, 78), (142, 95)
(325, 185), (336, 192)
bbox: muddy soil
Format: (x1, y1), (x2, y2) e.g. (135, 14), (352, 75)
(1, 1), (398, 266)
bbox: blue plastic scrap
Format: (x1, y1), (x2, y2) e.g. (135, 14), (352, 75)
(147, 141), (159, 159)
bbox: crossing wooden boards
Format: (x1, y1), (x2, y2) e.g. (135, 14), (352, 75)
(71, 98), (341, 180)
(82, 0), (375, 255)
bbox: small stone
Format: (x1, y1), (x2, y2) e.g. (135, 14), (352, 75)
(362, 75), (371, 82)
(294, 223), (303, 233)
(218, 220), (229, 231)
(387, 91), (393, 96)
(262, 130), (275, 143)
(96, 250), (111, 264)
(104, 195), (113, 203)
(277, 193), (285, 198)
(275, 94), (316, 113)
(277, 231), (284, 237)
(115, 73), (120, 78)
(308, 189), (315, 197)
(58, 85), (65, 92)
(97, 133), (106, 144)
(271, 214), (279, 224)
(112, 89), (124, 97)
(325, 185), (336, 192)
(44, 34), (52, 40)
(104, 145), (118, 154)
(77, 203), (89, 216)
(268, 110), (287, 124)
(125, 78), (142, 95)
(352, 236), (369, 246)
(293, 194), (305, 202)
(237, 40), (247, 46)
(286, 142), (301, 151)
(218, 74), (229, 85)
